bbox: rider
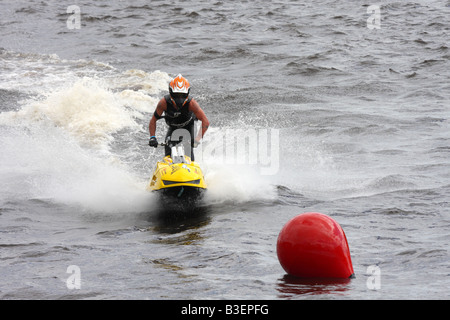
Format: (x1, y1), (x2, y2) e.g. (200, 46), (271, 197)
(148, 74), (210, 161)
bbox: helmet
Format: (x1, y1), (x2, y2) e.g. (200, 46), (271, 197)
(169, 74), (190, 108)
(169, 74), (190, 95)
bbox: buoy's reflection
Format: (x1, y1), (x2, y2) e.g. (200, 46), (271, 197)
(277, 274), (353, 298)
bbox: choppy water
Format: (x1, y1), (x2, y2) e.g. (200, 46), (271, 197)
(0, 0), (449, 300)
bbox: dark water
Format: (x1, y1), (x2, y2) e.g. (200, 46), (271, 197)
(0, 0), (449, 300)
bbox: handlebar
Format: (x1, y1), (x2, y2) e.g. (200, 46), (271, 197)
(149, 137), (198, 148)
(148, 141), (183, 147)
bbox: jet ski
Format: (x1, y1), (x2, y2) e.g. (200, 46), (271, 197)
(147, 137), (207, 202)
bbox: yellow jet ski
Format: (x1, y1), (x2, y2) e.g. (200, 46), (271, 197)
(147, 139), (207, 201)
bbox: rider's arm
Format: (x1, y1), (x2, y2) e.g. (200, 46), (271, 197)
(189, 99), (210, 141)
(149, 98), (166, 137)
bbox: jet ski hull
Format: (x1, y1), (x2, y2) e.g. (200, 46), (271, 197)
(147, 155), (207, 202)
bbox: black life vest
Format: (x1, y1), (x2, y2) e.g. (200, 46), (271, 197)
(163, 94), (194, 127)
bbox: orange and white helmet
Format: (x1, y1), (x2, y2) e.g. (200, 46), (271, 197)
(169, 74), (191, 108)
(169, 74), (190, 95)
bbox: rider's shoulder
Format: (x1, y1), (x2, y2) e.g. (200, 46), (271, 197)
(189, 98), (200, 108)
(158, 97), (168, 108)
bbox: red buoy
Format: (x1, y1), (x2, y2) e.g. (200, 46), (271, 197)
(277, 212), (354, 278)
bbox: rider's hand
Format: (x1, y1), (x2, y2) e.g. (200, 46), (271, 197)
(149, 136), (158, 148)
(193, 138), (200, 148)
